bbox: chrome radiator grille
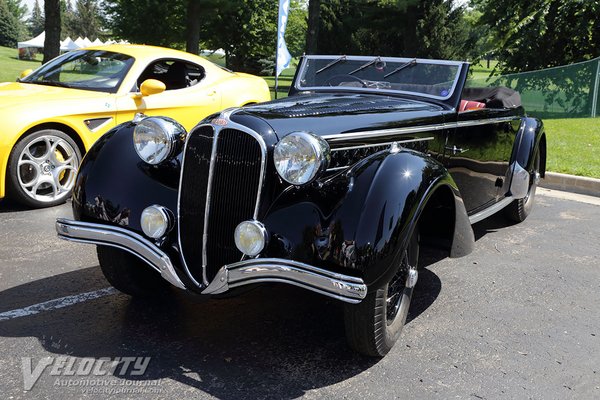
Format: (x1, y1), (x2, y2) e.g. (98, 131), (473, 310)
(178, 126), (264, 286)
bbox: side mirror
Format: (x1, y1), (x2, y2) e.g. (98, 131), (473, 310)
(20, 69), (33, 79)
(139, 79), (166, 97)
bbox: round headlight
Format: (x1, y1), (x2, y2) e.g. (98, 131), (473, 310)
(273, 132), (330, 185)
(141, 205), (171, 239)
(133, 117), (186, 165)
(234, 220), (268, 257)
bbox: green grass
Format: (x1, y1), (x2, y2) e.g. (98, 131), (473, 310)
(0, 46), (42, 82)
(469, 60), (498, 81)
(543, 118), (600, 178)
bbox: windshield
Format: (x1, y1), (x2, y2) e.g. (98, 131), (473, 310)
(296, 55), (463, 100)
(21, 50), (135, 93)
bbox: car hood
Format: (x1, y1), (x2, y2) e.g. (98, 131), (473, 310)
(0, 82), (107, 110)
(239, 93), (452, 138)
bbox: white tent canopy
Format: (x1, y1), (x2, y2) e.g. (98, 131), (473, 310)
(91, 38), (104, 46)
(18, 31), (45, 49)
(60, 37), (79, 51)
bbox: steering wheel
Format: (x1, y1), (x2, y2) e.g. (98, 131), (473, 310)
(326, 74), (367, 87)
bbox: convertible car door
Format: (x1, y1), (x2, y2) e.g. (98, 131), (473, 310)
(444, 109), (520, 214)
(114, 59), (223, 131)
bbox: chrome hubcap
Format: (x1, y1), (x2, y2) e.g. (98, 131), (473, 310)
(17, 136), (79, 203)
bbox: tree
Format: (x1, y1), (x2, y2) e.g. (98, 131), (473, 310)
(0, 0), (19, 47)
(6, 0), (27, 20)
(305, 0), (319, 54)
(316, 0), (471, 60)
(472, 0), (600, 72)
(186, 0), (202, 54)
(5, 0), (26, 40)
(201, 0), (278, 72)
(28, 0), (44, 37)
(102, 0), (186, 47)
(286, 0), (307, 57)
(43, 0), (61, 63)
(65, 0), (103, 39)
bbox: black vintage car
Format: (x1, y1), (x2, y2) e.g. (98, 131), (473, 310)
(56, 55), (546, 357)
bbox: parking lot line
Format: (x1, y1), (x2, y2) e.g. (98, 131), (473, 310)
(0, 287), (118, 322)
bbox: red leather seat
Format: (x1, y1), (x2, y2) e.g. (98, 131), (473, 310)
(459, 100), (486, 112)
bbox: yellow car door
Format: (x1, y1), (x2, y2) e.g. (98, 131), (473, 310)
(115, 59), (223, 131)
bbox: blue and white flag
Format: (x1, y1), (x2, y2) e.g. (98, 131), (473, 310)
(276, 0), (292, 77)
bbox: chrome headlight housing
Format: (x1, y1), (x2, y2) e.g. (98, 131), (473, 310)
(273, 131), (330, 185)
(133, 116), (186, 165)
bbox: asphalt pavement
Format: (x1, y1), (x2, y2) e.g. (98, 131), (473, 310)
(0, 189), (599, 400)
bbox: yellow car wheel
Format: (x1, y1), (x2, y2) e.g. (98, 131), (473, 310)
(7, 129), (82, 208)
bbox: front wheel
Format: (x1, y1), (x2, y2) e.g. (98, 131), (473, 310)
(97, 246), (168, 298)
(343, 229), (419, 357)
(6, 129), (81, 208)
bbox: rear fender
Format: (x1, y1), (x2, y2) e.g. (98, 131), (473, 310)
(508, 117), (546, 198)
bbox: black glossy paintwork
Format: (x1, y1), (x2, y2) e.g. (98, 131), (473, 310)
(261, 149), (474, 288)
(447, 108), (524, 213)
(242, 93), (452, 142)
(71, 79), (545, 294)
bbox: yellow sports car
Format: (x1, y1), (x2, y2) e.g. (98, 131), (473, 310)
(0, 44), (270, 208)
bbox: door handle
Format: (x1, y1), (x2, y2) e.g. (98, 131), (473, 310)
(207, 90), (217, 97)
(445, 145), (468, 155)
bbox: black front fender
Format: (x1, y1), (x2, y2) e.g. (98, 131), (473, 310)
(262, 149), (474, 288)
(72, 122), (181, 236)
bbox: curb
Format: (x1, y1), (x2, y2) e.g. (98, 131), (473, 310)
(541, 172), (600, 198)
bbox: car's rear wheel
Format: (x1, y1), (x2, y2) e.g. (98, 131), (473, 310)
(343, 229), (419, 357)
(7, 129), (81, 208)
(97, 246), (168, 297)
(505, 150), (541, 223)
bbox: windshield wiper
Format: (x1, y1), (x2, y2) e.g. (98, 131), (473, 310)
(383, 59), (417, 78)
(349, 56), (381, 75)
(316, 55), (347, 75)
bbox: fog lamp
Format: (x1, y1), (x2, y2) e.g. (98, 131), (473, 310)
(234, 220), (268, 257)
(140, 205), (170, 239)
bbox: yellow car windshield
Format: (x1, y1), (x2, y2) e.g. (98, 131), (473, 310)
(21, 50), (135, 93)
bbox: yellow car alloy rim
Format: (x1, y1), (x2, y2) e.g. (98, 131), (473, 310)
(17, 135), (79, 203)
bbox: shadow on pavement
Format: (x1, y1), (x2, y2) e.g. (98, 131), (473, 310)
(471, 211), (516, 241)
(0, 264), (441, 399)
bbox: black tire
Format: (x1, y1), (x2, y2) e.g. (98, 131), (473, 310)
(343, 229), (420, 357)
(97, 246), (169, 297)
(7, 129), (81, 208)
(505, 150), (541, 223)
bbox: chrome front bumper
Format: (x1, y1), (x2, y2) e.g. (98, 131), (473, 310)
(56, 218), (187, 289)
(55, 219), (367, 303)
(202, 259), (367, 303)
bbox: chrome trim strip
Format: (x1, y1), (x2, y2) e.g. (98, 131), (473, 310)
(331, 137), (434, 151)
(201, 127), (221, 285)
(322, 117), (518, 142)
(177, 108), (268, 288)
(202, 258), (367, 304)
(326, 166), (349, 172)
(55, 218), (186, 290)
(468, 196), (514, 224)
(176, 124), (210, 288)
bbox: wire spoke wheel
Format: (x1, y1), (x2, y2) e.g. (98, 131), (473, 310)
(344, 228), (420, 357)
